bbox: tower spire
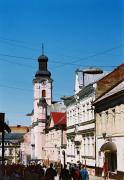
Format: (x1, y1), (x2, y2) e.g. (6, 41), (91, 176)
(42, 43), (44, 55)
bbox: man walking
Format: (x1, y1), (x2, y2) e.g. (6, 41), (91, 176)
(59, 164), (71, 180)
(80, 165), (89, 180)
(45, 163), (57, 180)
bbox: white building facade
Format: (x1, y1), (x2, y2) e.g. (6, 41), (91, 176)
(63, 84), (96, 174)
(62, 68), (106, 175)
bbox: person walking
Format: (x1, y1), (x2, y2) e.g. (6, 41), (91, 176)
(45, 163), (57, 180)
(71, 164), (80, 180)
(102, 162), (109, 180)
(80, 165), (89, 180)
(59, 164), (71, 180)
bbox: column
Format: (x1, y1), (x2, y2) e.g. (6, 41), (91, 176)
(108, 109), (114, 135)
(101, 111), (106, 134)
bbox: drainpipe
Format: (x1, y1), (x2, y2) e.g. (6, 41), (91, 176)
(61, 128), (63, 146)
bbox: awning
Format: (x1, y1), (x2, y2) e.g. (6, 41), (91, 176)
(100, 142), (117, 152)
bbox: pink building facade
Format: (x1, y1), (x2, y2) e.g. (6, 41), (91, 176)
(29, 51), (66, 165)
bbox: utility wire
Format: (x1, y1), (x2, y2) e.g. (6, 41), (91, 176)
(0, 83), (69, 97)
(0, 84), (33, 92)
(0, 57), (117, 69)
(0, 35), (122, 63)
(0, 45), (122, 68)
(54, 44), (124, 69)
(0, 36), (123, 67)
(0, 39), (41, 51)
(0, 58), (34, 69)
(0, 52), (35, 61)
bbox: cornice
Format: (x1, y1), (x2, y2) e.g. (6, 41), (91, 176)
(67, 119), (95, 130)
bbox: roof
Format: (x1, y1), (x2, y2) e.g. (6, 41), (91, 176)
(95, 64), (124, 98)
(51, 112), (66, 125)
(10, 125), (30, 133)
(38, 54), (48, 61)
(47, 101), (66, 116)
(0, 133), (24, 142)
(94, 80), (124, 104)
(61, 83), (95, 106)
(96, 63), (124, 83)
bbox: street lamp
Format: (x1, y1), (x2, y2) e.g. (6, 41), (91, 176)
(76, 68), (103, 87)
(62, 150), (65, 167)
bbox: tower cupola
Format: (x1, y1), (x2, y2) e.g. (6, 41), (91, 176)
(35, 45), (51, 77)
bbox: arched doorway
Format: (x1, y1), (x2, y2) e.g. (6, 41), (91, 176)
(100, 141), (117, 172)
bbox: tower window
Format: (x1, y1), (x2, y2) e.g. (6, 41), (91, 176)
(42, 90), (46, 97)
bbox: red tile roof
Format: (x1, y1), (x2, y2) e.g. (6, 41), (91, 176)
(51, 112), (66, 125)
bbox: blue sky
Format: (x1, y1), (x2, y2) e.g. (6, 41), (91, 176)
(0, 0), (123, 125)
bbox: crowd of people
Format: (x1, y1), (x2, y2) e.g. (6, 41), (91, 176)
(59, 163), (89, 180)
(0, 162), (89, 180)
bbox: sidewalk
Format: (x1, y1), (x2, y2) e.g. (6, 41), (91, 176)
(55, 175), (114, 180)
(89, 175), (114, 180)
(89, 175), (105, 179)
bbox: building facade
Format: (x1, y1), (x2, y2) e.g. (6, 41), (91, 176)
(94, 64), (124, 179)
(31, 53), (52, 161)
(62, 68), (107, 175)
(43, 112), (66, 166)
(30, 52), (66, 165)
(20, 131), (31, 165)
(62, 84), (96, 174)
(0, 125), (29, 164)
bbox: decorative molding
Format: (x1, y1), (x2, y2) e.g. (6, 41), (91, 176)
(67, 119), (95, 130)
(67, 155), (75, 158)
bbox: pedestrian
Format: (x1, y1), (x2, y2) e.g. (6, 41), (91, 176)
(80, 165), (89, 180)
(71, 164), (80, 180)
(45, 163), (57, 180)
(10, 166), (22, 180)
(102, 162), (109, 180)
(59, 164), (71, 180)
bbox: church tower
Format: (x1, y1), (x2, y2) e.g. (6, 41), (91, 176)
(31, 48), (52, 161)
(34, 47), (52, 106)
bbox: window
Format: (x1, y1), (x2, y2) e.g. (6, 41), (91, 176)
(83, 137), (85, 155)
(9, 149), (13, 155)
(42, 90), (46, 97)
(82, 105), (85, 121)
(87, 137), (90, 155)
(4, 148), (7, 155)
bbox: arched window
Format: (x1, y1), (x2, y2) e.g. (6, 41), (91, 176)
(42, 90), (46, 97)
